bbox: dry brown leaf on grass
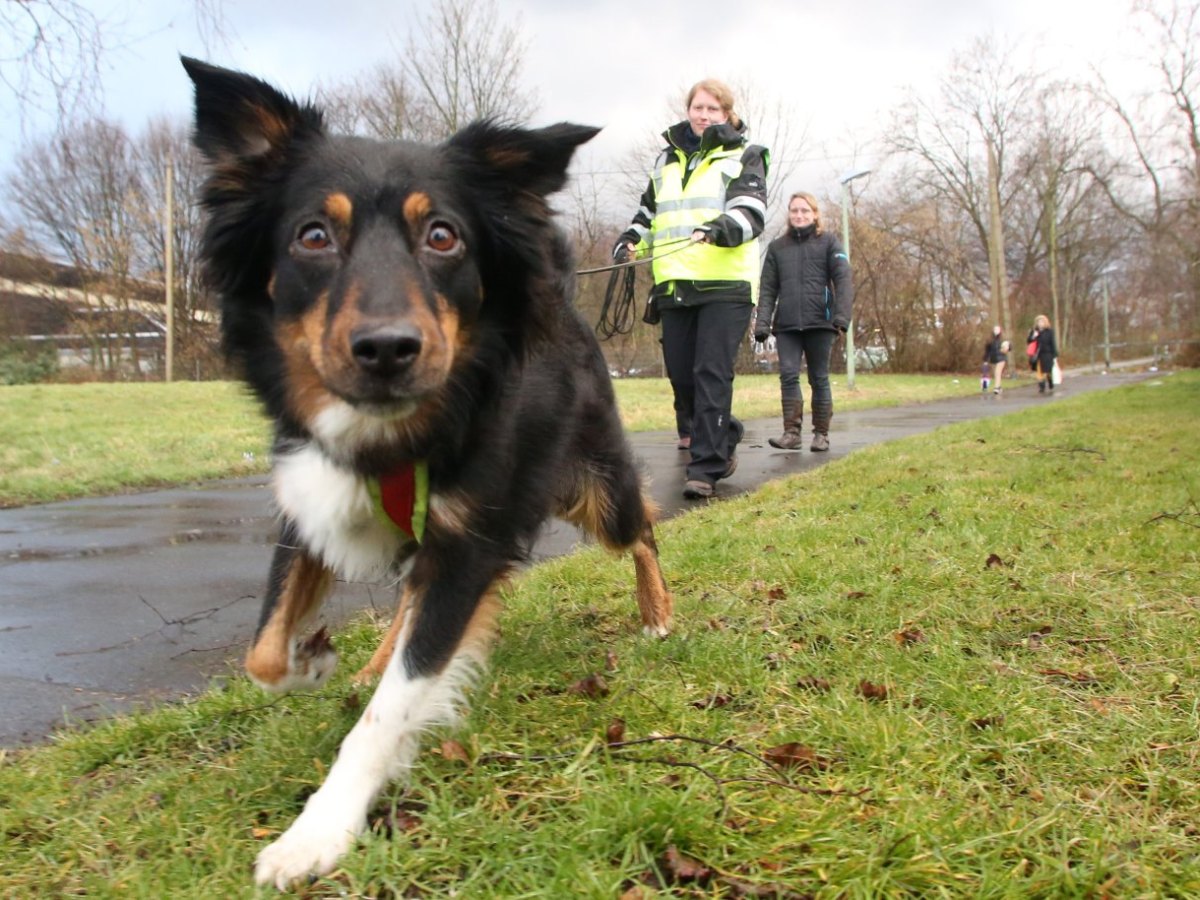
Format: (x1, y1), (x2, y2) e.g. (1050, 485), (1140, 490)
(566, 672), (609, 698)
(605, 718), (626, 745)
(894, 628), (926, 646)
(438, 739), (471, 763)
(691, 693), (733, 710)
(858, 680), (891, 701)
(762, 742), (831, 772)
(663, 845), (712, 883)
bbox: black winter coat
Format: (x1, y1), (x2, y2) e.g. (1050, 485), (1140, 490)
(1033, 326), (1058, 370)
(754, 225), (853, 335)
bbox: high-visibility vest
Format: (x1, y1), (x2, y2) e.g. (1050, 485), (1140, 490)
(648, 145), (760, 296)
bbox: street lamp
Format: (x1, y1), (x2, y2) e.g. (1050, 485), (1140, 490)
(839, 167), (871, 388)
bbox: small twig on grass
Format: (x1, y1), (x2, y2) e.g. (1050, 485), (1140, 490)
(1148, 506), (1200, 529)
(1037, 446), (1106, 460)
(478, 732), (869, 815)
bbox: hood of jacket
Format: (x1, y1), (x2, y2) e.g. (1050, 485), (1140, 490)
(663, 119), (748, 156)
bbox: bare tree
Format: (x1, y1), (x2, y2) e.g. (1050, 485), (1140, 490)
(1087, 0), (1200, 350)
(7, 119), (148, 372)
(2, 1), (229, 135)
(402, 0), (537, 137)
(316, 0), (536, 143)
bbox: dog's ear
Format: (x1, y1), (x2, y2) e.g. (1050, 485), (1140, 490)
(447, 121), (600, 198)
(181, 55), (323, 164)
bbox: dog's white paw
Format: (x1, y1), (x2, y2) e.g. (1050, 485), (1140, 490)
(642, 623), (670, 638)
(254, 809), (362, 890)
(256, 628), (339, 694)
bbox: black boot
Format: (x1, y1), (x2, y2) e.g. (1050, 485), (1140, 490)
(768, 398), (803, 450)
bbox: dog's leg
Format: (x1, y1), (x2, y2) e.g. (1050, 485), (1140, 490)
(245, 520), (338, 692)
(629, 511), (673, 637)
(254, 555), (503, 889)
(351, 586), (414, 685)
(564, 471), (673, 637)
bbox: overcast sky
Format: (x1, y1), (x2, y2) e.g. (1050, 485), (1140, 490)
(1, 0), (1154, 207)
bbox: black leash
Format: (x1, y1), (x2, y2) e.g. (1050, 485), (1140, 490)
(587, 239), (695, 340)
(595, 263), (639, 340)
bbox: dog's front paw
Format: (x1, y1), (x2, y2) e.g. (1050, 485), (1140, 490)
(254, 808), (362, 890)
(265, 628), (339, 694)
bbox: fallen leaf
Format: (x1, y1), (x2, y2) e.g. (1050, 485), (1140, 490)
(762, 742), (830, 771)
(663, 845), (712, 884)
(690, 693), (733, 710)
(251, 827), (273, 839)
(1037, 668), (1099, 684)
(439, 739), (470, 763)
(605, 718), (626, 745)
(846, 590), (867, 600)
(766, 586), (787, 601)
(369, 800), (427, 837)
(985, 553), (1005, 569)
(858, 681), (891, 701)
(894, 628), (926, 646)
(604, 649), (619, 672)
(567, 673), (609, 698)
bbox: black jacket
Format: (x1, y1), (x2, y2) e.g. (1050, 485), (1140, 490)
(755, 225), (853, 334)
(1033, 326), (1058, 367)
(982, 335), (1003, 365)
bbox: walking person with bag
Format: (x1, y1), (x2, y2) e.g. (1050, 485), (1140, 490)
(615, 79), (769, 498)
(1030, 314), (1059, 393)
(753, 191), (853, 451)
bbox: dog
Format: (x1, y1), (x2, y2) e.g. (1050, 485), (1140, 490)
(182, 57), (673, 889)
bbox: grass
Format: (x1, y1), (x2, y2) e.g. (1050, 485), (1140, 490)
(0, 373), (982, 507)
(1, 371), (1197, 897)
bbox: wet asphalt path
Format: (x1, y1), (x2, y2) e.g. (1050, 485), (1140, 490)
(0, 370), (1155, 746)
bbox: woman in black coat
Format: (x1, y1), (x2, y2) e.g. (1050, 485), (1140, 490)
(1029, 314), (1059, 393)
(753, 191), (852, 451)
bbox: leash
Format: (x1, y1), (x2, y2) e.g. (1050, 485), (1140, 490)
(587, 238), (697, 340)
(576, 237), (694, 276)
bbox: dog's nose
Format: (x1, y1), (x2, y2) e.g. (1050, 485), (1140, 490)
(350, 325), (422, 377)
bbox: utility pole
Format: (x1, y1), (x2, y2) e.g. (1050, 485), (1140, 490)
(164, 153), (175, 383)
(839, 167), (871, 389)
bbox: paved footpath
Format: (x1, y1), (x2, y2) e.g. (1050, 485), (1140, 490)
(0, 369), (1157, 746)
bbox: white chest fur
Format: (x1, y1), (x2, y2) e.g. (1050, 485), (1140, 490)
(272, 444), (407, 582)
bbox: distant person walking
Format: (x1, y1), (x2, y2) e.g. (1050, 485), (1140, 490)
(753, 191), (853, 451)
(981, 326), (1008, 394)
(615, 78), (769, 498)
(1028, 314), (1059, 393)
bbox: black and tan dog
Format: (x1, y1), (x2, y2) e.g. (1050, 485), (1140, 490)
(182, 58), (672, 888)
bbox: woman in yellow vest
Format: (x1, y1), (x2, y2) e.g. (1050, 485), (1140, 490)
(615, 79), (769, 499)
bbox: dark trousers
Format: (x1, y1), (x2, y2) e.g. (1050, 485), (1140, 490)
(660, 301), (751, 484)
(775, 328), (836, 431)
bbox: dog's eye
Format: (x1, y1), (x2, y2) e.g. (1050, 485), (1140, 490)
(426, 223), (459, 254)
(297, 223), (334, 253)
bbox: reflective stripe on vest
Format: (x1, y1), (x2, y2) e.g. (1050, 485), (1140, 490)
(650, 146), (760, 294)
